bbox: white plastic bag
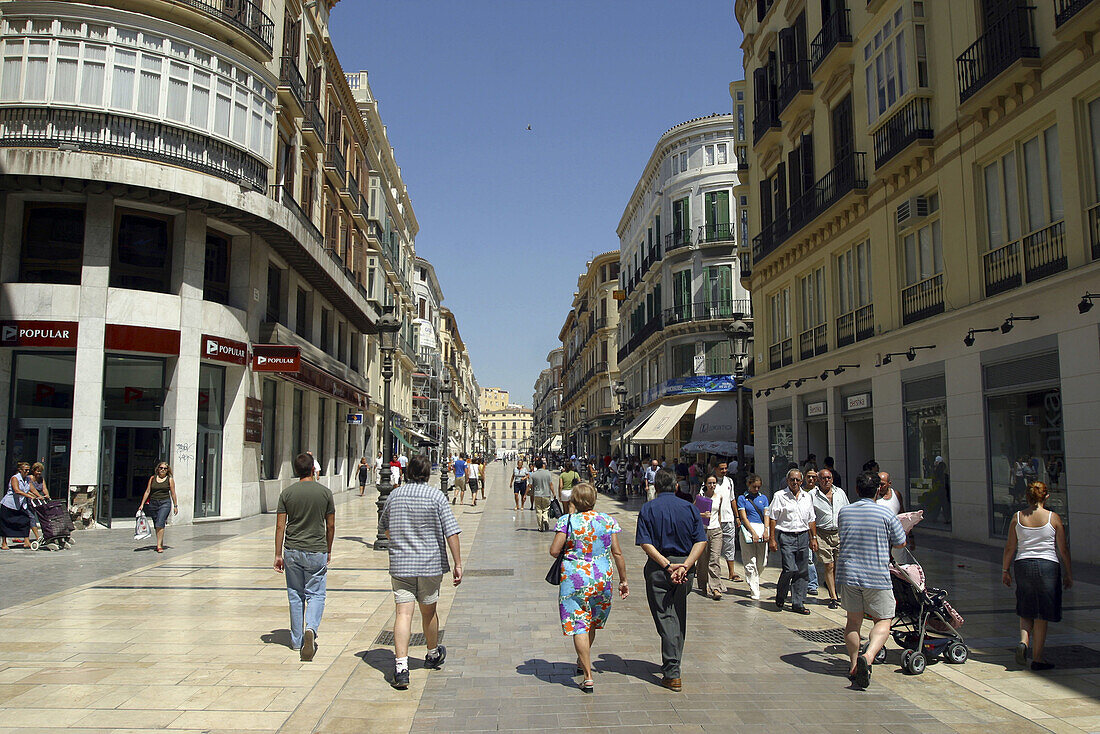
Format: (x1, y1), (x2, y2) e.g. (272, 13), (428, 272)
(134, 511), (152, 541)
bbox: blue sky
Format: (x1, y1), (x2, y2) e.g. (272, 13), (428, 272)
(331, 1), (744, 407)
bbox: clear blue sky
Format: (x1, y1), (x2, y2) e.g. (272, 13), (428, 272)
(330, 1), (744, 407)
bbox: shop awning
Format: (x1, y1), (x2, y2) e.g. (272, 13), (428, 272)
(550, 435), (562, 451)
(405, 426), (436, 446)
(632, 400), (695, 444)
(448, 437), (462, 453)
(539, 435), (554, 451)
(689, 397), (739, 444)
(391, 426), (417, 451)
(615, 405), (660, 444)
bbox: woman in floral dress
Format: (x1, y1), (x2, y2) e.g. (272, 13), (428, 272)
(548, 482), (629, 692)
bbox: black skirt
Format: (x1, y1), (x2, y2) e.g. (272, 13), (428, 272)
(1014, 558), (1062, 622)
(0, 504), (31, 538)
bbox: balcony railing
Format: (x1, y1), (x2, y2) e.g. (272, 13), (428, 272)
(278, 56), (306, 111)
(180, 0), (274, 55)
(753, 151), (867, 263)
(302, 100), (326, 142)
(324, 143), (346, 181)
(736, 146), (749, 170)
(836, 304), (874, 348)
(810, 9), (852, 71)
(626, 315), (664, 354)
(1055, 0), (1094, 26)
(0, 106), (266, 191)
(665, 229), (692, 252)
(957, 5), (1039, 103)
(982, 220), (1067, 297)
(753, 99), (781, 145)
(1089, 202), (1100, 260)
(777, 60), (812, 115)
(873, 97), (933, 169)
(798, 324), (828, 360)
(769, 338), (793, 370)
(664, 300), (753, 327)
(270, 183), (322, 244)
(698, 223), (735, 244)
(595, 316), (608, 330)
(901, 273), (944, 325)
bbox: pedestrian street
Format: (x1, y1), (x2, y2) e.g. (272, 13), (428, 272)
(1, 463), (1100, 733)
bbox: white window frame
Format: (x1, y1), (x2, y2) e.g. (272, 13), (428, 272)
(864, 6), (910, 126)
(837, 240), (872, 315)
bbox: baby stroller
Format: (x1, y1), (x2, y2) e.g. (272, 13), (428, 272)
(875, 511), (967, 674)
(29, 498), (75, 551)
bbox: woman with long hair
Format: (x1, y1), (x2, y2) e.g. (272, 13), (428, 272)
(139, 462), (178, 553)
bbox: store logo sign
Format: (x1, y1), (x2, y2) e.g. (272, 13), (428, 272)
(252, 345), (301, 372)
(806, 401), (827, 417)
(845, 393), (871, 411)
(0, 320), (78, 348)
(201, 334), (248, 366)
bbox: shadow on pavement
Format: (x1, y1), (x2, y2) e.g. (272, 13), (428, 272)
(338, 535), (374, 549)
(261, 629), (292, 648)
(133, 544), (161, 552)
(515, 658), (581, 689)
(595, 653), (663, 686)
(780, 650), (852, 677)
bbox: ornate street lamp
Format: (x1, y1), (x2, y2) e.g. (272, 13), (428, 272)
(577, 405), (587, 459)
(724, 317), (754, 492)
(374, 305), (403, 550)
(462, 403), (470, 456)
(439, 372), (452, 493)
(613, 382), (629, 499)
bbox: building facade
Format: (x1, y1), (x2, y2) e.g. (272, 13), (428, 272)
(485, 404), (533, 457)
(737, 0), (1100, 560)
(479, 386), (508, 413)
(410, 256), (443, 465)
(559, 252), (622, 459)
(532, 347), (563, 455)
(615, 112), (753, 460)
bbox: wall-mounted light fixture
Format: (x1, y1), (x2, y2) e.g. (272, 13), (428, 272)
(880, 345), (935, 366)
(1078, 293), (1098, 314)
(1000, 313), (1038, 334)
(819, 364), (859, 381)
(963, 326), (999, 347)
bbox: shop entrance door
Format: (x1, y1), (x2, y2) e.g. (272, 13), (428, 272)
(844, 417), (874, 491)
(195, 428), (222, 518)
(806, 420), (828, 466)
(7, 421), (72, 497)
(97, 425), (170, 526)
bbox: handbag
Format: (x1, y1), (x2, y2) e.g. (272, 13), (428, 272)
(548, 498), (563, 519)
(134, 511), (152, 541)
(545, 514), (572, 585)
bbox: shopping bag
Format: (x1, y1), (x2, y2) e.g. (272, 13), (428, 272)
(134, 511), (153, 541)
(548, 498), (563, 519)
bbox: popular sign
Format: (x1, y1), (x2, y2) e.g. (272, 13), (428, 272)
(252, 344), (301, 372)
(202, 334), (248, 366)
(0, 320), (78, 348)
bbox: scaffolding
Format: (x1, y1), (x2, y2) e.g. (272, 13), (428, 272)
(412, 347), (443, 466)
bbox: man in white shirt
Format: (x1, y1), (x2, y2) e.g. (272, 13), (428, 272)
(767, 468), (818, 614)
(712, 462), (742, 583)
(810, 467), (850, 609)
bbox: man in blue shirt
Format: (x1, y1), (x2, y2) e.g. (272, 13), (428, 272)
(636, 469), (707, 692)
(837, 470), (906, 689)
(450, 453), (467, 505)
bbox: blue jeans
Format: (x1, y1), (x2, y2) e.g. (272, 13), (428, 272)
(807, 551), (819, 591)
(284, 548), (328, 649)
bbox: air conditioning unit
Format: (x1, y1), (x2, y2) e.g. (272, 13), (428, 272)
(896, 196), (930, 227)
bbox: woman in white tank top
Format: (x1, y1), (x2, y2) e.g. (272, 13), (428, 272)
(1001, 481), (1073, 671)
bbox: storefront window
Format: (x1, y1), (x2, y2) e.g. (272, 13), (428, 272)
(904, 403), (950, 527)
(292, 388), (304, 458)
(768, 421), (793, 493)
(20, 204), (84, 285)
(197, 363), (224, 429)
(7, 353), (76, 493)
(986, 388), (1067, 537)
(317, 398), (326, 475)
(103, 355), (165, 422)
(261, 379), (277, 480)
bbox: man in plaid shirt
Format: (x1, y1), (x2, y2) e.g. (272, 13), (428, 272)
(379, 454), (463, 690)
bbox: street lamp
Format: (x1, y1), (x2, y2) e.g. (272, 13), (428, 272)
(724, 317), (754, 492)
(462, 403), (470, 456)
(578, 405), (587, 459)
(439, 372), (452, 494)
(613, 382), (629, 499)
(373, 305), (403, 551)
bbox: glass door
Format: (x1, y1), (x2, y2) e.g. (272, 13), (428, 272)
(97, 426), (115, 527)
(195, 428), (222, 517)
(45, 428), (71, 502)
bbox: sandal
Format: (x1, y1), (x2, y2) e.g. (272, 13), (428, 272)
(156, 547), (164, 553)
(580, 678), (594, 693)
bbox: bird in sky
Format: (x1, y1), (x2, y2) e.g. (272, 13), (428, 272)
(526, 125), (532, 131)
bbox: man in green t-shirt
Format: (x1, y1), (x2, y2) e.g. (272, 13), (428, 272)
(275, 453), (335, 662)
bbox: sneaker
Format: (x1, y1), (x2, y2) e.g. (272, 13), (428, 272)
(393, 667), (410, 689)
(1014, 642), (1028, 667)
(300, 629), (316, 662)
(425, 645), (447, 669)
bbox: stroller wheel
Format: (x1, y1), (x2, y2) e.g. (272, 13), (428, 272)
(901, 649), (913, 668)
(29, 539), (40, 551)
(945, 642), (969, 664)
(904, 651), (927, 675)
(874, 645), (888, 665)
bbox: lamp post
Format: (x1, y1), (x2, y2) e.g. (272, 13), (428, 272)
(373, 305), (403, 550)
(439, 373), (452, 494)
(613, 382), (629, 499)
(724, 317), (754, 492)
(577, 405), (587, 459)
(462, 403), (469, 456)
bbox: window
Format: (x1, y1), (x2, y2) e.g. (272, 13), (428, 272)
(837, 240), (872, 315)
(103, 355), (165, 421)
(703, 265), (734, 314)
(704, 190), (730, 239)
(671, 343), (696, 378)
(317, 398), (326, 475)
(737, 104), (745, 141)
(203, 231), (230, 305)
(292, 388), (304, 459)
(705, 340), (733, 375)
(296, 287), (310, 339)
(864, 7), (909, 125)
(20, 204), (84, 284)
(800, 267), (826, 328)
(266, 264), (282, 323)
(337, 321), (346, 363)
(672, 269), (692, 317)
(110, 211), (172, 293)
(1090, 97), (1100, 203)
(704, 143), (728, 166)
(262, 379), (278, 480)
(769, 288), (792, 368)
(320, 308), (331, 353)
(902, 198), (943, 285)
(983, 125), (1063, 250)
(672, 197), (689, 237)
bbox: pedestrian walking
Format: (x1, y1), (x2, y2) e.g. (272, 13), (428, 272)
(307, 450), (320, 479)
(695, 474), (725, 600)
(803, 469), (820, 595)
(838, 471), (906, 688)
(713, 461), (743, 583)
(357, 457), (370, 496)
(1002, 481), (1072, 671)
(512, 459), (529, 511)
(139, 462), (178, 553)
(478, 456), (488, 500)
(1, 462), (35, 549)
(452, 453), (468, 505)
(274, 453), (335, 662)
(811, 467), (849, 609)
(875, 471), (903, 515)
(736, 474), (770, 600)
(23, 462), (50, 544)
(549, 482), (628, 693)
(528, 459), (556, 531)
(467, 457), (481, 507)
(379, 454), (462, 690)
(558, 461), (580, 514)
(635, 470), (707, 691)
(767, 468), (817, 614)
(644, 459), (659, 502)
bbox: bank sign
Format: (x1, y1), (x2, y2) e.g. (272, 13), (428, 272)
(252, 344), (301, 372)
(0, 320), (78, 348)
(201, 334), (248, 366)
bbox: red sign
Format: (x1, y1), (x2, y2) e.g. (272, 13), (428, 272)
(201, 334), (248, 366)
(105, 324), (180, 355)
(252, 344), (301, 372)
(0, 320), (78, 348)
(284, 359), (370, 409)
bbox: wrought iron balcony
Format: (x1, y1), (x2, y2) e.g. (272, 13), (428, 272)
(1055, 0), (1095, 27)
(777, 60), (812, 116)
(873, 97), (933, 169)
(180, 0), (274, 55)
(736, 146), (749, 170)
(665, 229), (692, 253)
(301, 100), (326, 147)
(768, 338), (793, 370)
(811, 9), (852, 72)
(270, 183), (322, 243)
(957, 5), (1039, 103)
(798, 324), (828, 360)
(753, 99), (780, 146)
(277, 56), (306, 114)
(698, 223), (735, 244)
(982, 220), (1068, 297)
(0, 106), (266, 191)
(836, 304), (874, 348)
(664, 300), (752, 327)
(324, 143), (346, 183)
(753, 151), (867, 264)
(901, 273), (944, 325)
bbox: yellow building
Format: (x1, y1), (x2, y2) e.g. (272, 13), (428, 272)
(485, 405), (533, 457)
(737, 0), (1100, 561)
(479, 387), (510, 413)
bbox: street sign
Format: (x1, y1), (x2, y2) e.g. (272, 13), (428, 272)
(347, 412), (364, 424)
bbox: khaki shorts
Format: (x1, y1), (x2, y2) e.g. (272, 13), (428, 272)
(454, 476), (467, 492)
(391, 575), (443, 605)
(840, 584), (895, 620)
(816, 529), (840, 564)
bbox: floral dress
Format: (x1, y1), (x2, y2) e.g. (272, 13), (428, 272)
(555, 511), (621, 635)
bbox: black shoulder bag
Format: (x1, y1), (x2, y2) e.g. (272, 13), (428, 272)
(545, 514), (572, 585)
